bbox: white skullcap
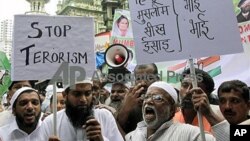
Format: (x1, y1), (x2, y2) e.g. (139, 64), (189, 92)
(148, 81), (178, 103)
(64, 78), (93, 90)
(10, 87), (37, 109)
(57, 88), (64, 93)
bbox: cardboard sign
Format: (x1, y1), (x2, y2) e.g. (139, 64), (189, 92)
(12, 15), (95, 80)
(129, 0), (243, 64)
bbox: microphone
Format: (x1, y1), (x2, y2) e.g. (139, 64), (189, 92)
(85, 111), (95, 141)
(86, 116), (95, 141)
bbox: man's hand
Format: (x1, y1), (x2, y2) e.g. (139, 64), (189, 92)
(191, 87), (224, 126)
(122, 82), (146, 110)
(83, 118), (104, 141)
(191, 87), (211, 115)
(41, 112), (51, 121)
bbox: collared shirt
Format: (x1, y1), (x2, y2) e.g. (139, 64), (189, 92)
(39, 108), (124, 141)
(125, 120), (216, 141)
(239, 118), (250, 125)
(0, 119), (42, 141)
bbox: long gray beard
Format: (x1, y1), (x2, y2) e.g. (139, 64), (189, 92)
(109, 101), (122, 110)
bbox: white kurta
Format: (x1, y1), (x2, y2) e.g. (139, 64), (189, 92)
(125, 120), (216, 141)
(0, 110), (15, 127)
(0, 119), (42, 141)
(40, 108), (124, 141)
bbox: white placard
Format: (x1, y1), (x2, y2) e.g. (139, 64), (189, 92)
(128, 0), (243, 64)
(12, 15), (95, 81)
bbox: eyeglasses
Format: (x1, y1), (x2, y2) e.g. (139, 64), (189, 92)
(142, 94), (167, 102)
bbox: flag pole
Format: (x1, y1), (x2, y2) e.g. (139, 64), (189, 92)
(188, 58), (206, 141)
(53, 82), (57, 136)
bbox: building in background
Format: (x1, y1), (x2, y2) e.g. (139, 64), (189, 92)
(57, 0), (107, 34)
(1, 0), (129, 60)
(102, 0), (120, 31)
(57, 0), (129, 33)
(0, 19), (13, 60)
(25, 0), (50, 15)
(102, 0), (129, 31)
(0, 0), (50, 61)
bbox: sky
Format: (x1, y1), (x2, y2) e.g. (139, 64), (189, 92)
(0, 0), (59, 20)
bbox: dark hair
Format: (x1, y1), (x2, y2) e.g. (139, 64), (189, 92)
(8, 80), (36, 90)
(180, 68), (214, 94)
(64, 87), (70, 94)
(218, 80), (249, 102)
(13, 89), (41, 108)
(238, 0), (246, 7)
(117, 15), (129, 27)
(134, 63), (158, 75)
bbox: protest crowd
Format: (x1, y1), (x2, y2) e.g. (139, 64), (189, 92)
(0, 63), (249, 141)
(0, 1), (250, 141)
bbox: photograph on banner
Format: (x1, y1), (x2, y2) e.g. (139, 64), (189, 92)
(111, 9), (133, 38)
(12, 15), (95, 82)
(0, 51), (11, 96)
(234, 0), (250, 23)
(128, 0), (243, 64)
(110, 9), (136, 72)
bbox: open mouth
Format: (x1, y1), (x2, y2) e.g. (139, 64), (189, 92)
(77, 105), (88, 110)
(144, 106), (156, 121)
(24, 113), (35, 121)
(112, 99), (121, 102)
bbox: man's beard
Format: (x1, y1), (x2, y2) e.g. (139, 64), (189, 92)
(109, 100), (122, 110)
(16, 112), (41, 131)
(65, 100), (94, 128)
(99, 95), (107, 104)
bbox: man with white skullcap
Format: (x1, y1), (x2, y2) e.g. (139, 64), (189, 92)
(0, 80), (34, 127)
(125, 81), (219, 141)
(0, 87), (42, 141)
(39, 79), (124, 141)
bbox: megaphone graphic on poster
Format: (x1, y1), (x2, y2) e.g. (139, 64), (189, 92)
(105, 44), (129, 68)
(104, 44), (131, 83)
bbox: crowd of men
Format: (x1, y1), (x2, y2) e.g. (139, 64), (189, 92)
(0, 63), (250, 141)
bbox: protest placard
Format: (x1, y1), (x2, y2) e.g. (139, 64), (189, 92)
(12, 15), (95, 81)
(129, 0), (243, 64)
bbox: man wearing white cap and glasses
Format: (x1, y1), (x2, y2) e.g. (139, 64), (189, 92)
(125, 81), (220, 141)
(0, 87), (42, 141)
(39, 79), (124, 141)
